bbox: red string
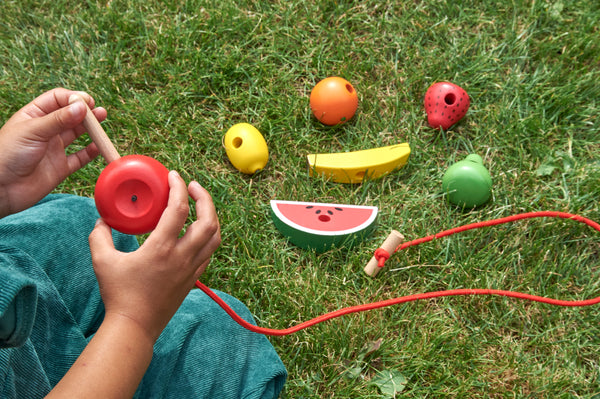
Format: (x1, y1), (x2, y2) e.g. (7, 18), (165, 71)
(395, 211), (600, 254)
(374, 248), (390, 267)
(195, 211), (600, 336)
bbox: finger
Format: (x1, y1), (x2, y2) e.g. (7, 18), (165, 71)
(188, 181), (219, 225)
(25, 101), (88, 141)
(53, 89), (95, 110)
(184, 182), (220, 242)
(88, 218), (118, 265)
(148, 170), (190, 243)
(51, 89), (94, 109)
(91, 106), (107, 123)
(65, 143), (100, 174)
(63, 106), (108, 148)
(22, 88), (95, 119)
(190, 232), (220, 273)
(180, 181), (221, 256)
(193, 258), (212, 281)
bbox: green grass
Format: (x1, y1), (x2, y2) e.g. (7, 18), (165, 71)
(2, 0), (600, 397)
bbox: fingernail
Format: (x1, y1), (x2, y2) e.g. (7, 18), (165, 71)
(69, 100), (85, 116)
(68, 94), (80, 104)
(73, 91), (91, 103)
(169, 170), (179, 178)
(190, 181), (202, 190)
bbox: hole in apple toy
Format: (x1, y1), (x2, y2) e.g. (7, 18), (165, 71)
(318, 214), (331, 222)
(345, 84), (354, 93)
(444, 93), (456, 105)
(115, 180), (153, 219)
(232, 137), (243, 149)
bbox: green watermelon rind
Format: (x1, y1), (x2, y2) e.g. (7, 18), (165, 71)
(270, 200), (378, 252)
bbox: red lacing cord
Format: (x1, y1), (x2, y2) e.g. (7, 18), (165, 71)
(374, 248), (391, 267)
(194, 211), (600, 336)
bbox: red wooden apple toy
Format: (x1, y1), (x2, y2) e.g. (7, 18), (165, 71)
(69, 95), (169, 235)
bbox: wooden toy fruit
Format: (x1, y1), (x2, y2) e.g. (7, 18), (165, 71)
(224, 123), (269, 174)
(307, 143), (411, 183)
(309, 77), (358, 126)
(270, 200), (378, 252)
(94, 155), (169, 235)
(69, 95), (169, 235)
(442, 154), (492, 208)
(424, 82), (470, 130)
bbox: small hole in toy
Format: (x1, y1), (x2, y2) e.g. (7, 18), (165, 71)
(232, 137), (243, 148)
(131, 195), (137, 202)
(345, 84), (354, 93)
(444, 93), (456, 105)
(318, 215), (331, 222)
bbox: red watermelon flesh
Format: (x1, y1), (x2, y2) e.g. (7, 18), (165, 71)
(270, 200), (378, 251)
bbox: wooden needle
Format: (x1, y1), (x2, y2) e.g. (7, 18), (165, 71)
(69, 94), (121, 163)
(364, 230), (404, 277)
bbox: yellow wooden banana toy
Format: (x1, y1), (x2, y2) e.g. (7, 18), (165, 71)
(307, 143), (411, 183)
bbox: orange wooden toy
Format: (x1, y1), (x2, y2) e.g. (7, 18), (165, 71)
(309, 77), (358, 125)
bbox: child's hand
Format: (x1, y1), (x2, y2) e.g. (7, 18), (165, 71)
(88, 170), (221, 343)
(0, 88), (104, 218)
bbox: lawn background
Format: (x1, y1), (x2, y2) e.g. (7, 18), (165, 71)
(1, 0), (599, 397)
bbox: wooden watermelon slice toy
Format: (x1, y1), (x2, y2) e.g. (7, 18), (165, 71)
(270, 200), (378, 252)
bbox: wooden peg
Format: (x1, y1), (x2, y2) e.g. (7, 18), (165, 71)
(69, 94), (121, 163)
(364, 230), (404, 277)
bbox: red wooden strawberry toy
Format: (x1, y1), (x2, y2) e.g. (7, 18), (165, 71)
(424, 82), (470, 130)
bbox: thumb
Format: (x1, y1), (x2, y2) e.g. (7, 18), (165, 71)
(89, 218), (117, 264)
(30, 101), (87, 140)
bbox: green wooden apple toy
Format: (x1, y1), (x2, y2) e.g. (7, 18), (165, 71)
(442, 154), (492, 208)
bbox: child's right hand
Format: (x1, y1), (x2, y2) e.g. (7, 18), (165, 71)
(88, 170), (221, 343)
(0, 88), (103, 218)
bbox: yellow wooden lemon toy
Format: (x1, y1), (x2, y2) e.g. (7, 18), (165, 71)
(224, 123), (269, 174)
